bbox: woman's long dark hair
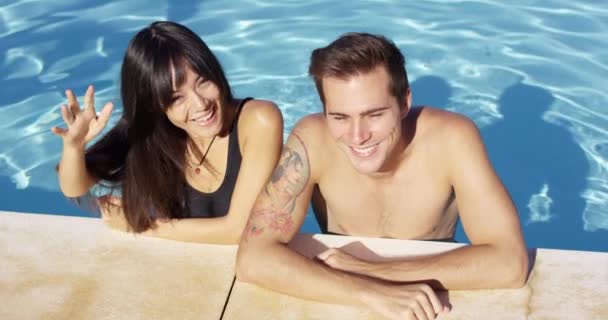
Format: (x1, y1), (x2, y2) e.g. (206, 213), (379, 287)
(85, 21), (234, 232)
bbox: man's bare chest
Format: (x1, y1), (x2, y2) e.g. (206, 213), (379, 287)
(316, 171), (456, 239)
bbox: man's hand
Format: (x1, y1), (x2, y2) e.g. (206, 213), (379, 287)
(318, 248), (450, 319)
(363, 282), (450, 320)
(317, 248), (374, 275)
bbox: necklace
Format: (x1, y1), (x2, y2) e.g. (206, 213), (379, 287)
(188, 135), (217, 174)
(187, 98), (245, 175)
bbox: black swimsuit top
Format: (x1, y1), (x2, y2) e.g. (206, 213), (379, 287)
(184, 97), (252, 218)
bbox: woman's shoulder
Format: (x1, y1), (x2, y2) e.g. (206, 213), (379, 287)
(238, 99), (282, 131)
(236, 98), (283, 144)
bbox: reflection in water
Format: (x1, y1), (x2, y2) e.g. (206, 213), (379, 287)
(410, 75), (452, 109)
(483, 83), (605, 250)
(527, 183), (553, 223)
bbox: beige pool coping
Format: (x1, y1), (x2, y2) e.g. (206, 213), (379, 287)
(1, 211), (606, 319)
(0, 211), (237, 320)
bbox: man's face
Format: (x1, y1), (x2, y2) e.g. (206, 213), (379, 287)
(323, 66), (410, 174)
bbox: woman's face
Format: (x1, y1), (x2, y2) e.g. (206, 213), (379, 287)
(165, 67), (224, 140)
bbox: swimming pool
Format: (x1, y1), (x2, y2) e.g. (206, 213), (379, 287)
(1, 0), (606, 251)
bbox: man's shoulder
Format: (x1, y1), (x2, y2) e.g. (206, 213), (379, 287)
(418, 106), (475, 127)
(286, 113), (332, 178)
(290, 112), (328, 143)
(417, 106), (480, 145)
(293, 112), (326, 129)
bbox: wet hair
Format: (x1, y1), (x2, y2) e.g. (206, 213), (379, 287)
(308, 32), (409, 109)
(83, 21), (234, 232)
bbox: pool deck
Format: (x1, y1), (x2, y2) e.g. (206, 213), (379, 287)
(1, 211), (606, 319)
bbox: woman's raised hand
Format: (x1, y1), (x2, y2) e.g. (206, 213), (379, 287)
(51, 85), (114, 147)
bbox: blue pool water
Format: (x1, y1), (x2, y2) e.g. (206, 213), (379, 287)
(1, 0), (606, 251)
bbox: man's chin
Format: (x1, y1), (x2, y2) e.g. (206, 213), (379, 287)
(348, 157), (383, 175)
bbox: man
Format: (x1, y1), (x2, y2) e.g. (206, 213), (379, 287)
(236, 33), (528, 320)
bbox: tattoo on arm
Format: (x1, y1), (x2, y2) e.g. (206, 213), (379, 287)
(243, 133), (310, 240)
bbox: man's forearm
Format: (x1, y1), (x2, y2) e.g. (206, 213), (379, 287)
(355, 244), (529, 289)
(237, 243), (373, 306)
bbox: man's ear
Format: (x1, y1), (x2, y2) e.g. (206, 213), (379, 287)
(401, 88), (411, 119)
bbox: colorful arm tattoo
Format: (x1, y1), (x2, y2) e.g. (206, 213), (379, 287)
(243, 133), (310, 240)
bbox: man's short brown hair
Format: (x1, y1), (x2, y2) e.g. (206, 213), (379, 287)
(308, 32), (409, 110)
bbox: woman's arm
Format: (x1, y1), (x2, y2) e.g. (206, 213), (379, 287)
(52, 86), (114, 197)
(57, 141), (98, 197)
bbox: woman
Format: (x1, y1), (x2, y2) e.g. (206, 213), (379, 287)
(51, 21), (283, 244)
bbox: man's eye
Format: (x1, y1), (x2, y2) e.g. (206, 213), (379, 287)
(370, 113), (383, 118)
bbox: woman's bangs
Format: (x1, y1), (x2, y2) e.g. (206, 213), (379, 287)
(152, 50), (188, 111)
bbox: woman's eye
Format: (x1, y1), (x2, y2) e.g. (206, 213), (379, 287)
(198, 79), (210, 87)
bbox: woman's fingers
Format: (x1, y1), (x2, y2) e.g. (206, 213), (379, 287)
(83, 85), (96, 115)
(50, 126), (68, 137)
(97, 102), (114, 126)
(60, 104), (73, 125)
(65, 89), (81, 117)
(88, 102), (114, 138)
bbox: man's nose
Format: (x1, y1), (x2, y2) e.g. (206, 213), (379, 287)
(349, 120), (371, 145)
